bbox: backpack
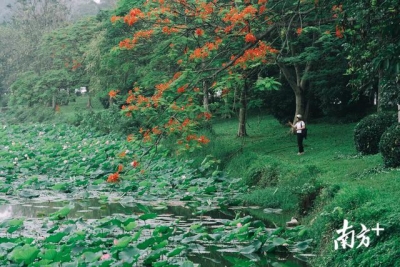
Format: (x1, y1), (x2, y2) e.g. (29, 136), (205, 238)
(302, 128), (308, 139)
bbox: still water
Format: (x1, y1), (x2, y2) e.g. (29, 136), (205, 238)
(0, 199), (309, 267)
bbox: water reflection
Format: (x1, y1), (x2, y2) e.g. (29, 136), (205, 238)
(0, 205), (12, 220)
(0, 199), (308, 267)
(0, 199), (187, 220)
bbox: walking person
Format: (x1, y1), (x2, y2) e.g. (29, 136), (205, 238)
(289, 114), (306, 155)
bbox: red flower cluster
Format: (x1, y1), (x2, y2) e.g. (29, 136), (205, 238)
(107, 164), (123, 183)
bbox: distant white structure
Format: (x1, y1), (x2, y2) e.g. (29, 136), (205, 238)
(74, 87), (87, 95)
(93, 0), (101, 4)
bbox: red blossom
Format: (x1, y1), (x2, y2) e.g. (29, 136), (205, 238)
(245, 33), (257, 43)
(131, 161), (139, 168)
(195, 28), (204, 36)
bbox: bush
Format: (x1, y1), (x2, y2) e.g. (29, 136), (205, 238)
(72, 105), (139, 134)
(379, 123), (400, 168)
(5, 106), (55, 123)
(354, 112), (396, 155)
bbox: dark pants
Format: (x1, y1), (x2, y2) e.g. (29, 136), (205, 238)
(297, 133), (304, 153)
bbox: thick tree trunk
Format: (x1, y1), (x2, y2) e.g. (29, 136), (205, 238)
(295, 90), (306, 120)
(277, 61), (310, 122)
(237, 80), (248, 137)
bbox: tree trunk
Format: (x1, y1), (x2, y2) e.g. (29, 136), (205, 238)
(377, 68), (383, 112)
(277, 61), (310, 122)
(294, 90), (306, 120)
(202, 59), (209, 112)
(86, 86), (92, 109)
(52, 92), (56, 110)
(237, 79), (248, 137)
(398, 104), (400, 123)
(203, 79), (209, 112)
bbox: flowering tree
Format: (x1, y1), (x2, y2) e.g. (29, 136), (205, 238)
(110, 0), (279, 146)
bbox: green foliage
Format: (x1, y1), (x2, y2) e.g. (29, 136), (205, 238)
(5, 106), (55, 123)
(379, 123), (400, 167)
(72, 105), (139, 134)
(264, 84), (296, 124)
(241, 159), (323, 212)
(8, 245), (40, 265)
(354, 112), (396, 155)
(307, 185), (400, 267)
(0, 119), (311, 267)
(254, 77), (281, 92)
(343, 0), (400, 106)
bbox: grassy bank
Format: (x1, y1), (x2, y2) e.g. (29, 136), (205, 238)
(4, 99), (399, 266)
(193, 114), (400, 266)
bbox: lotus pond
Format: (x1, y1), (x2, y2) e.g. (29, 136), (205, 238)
(0, 123), (311, 266)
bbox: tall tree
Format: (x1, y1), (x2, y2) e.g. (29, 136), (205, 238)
(108, 0), (279, 144)
(341, 0), (400, 113)
(0, 0), (70, 107)
(265, 0), (346, 121)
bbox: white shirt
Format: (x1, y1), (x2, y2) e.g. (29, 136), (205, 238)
(294, 121), (305, 134)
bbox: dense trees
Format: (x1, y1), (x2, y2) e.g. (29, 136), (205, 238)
(342, 0), (400, 112)
(1, 0), (398, 140)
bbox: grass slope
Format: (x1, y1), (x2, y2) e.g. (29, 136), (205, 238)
(194, 114), (400, 267)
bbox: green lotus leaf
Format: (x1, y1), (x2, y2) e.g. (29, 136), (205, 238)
(139, 180), (152, 187)
(0, 242), (17, 252)
(132, 229), (142, 241)
(143, 248), (168, 265)
(152, 240), (168, 250)
(122, 221), (137, 231)
(272, 237), (287, 247)
(46, 225), (60, 233)
(9, 244), (39, 265)
(67, 233), (86, 244)
(114, 236), (132, 248)
(118, 247), (140, 264)
(30, 259), (54, 266)
(139, 213), (157, 221)
(2, 218), (24, 234)
(204, 185), (216, 193)
(51, 183), (69, 191)
(153, 260), (169, 267)
(39, 248), (57, 260)
(45, 232), (68, 243)
(239, 240), (262, 254)
(137, 237), (156, 250)
(181, 234), (202, 244)
(291, 239), (313, 252)
(167, 246), (186, 257)
(49, 204), (74, 220)
(81, 251), (102, 262)
(19, 190), (40, 198)
(180, 261), (195, 267)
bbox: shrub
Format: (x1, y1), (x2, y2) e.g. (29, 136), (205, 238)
(379, 123), (400, 168)
(354, 112), (396, 155)
(72, 106), (139, 134)
(264, 85), (296, 124)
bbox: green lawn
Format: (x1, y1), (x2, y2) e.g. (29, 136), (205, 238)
(192, 114), (400, 266)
